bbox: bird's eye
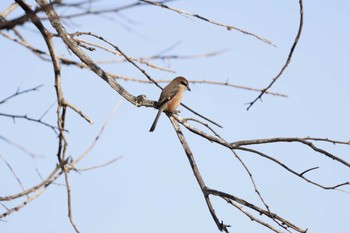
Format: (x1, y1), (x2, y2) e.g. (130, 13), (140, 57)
(181, 81), (188, 86)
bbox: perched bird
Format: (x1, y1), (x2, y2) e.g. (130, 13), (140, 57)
(149, 76), (191, 132)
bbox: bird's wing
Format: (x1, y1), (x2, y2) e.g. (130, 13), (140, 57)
(156, 87), (179, 109)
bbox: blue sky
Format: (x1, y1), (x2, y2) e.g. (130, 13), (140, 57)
(1, 1), (350, 233)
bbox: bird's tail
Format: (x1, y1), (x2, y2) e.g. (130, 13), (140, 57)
(149, 110), (163, 132)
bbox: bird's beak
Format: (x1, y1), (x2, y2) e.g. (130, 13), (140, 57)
(187, 86), (191, 91)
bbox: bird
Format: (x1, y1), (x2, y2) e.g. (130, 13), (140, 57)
(149, 76), (191, 132)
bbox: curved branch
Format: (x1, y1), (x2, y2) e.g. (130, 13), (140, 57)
(247, 0), (304, 110)
(232, 137), (350, 168)
(237, 147), (349, 191)
(141, 0), (275, 46)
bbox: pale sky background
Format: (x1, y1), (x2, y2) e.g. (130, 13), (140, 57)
(1, 1), (350, 233)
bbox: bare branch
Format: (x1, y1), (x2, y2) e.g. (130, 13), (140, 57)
(74, 101), (121, 165)
(0, 31), (287, 99)
(0, 186), (47, 219)
(169, 116), (230, 232)
(0, 135), (41, 158)
(232, 137), (350, 168)
(113, 75), (286, 97)
(74, 36), (176, 73)
(0, 164), (61, 201)
(0, 85), (43, 105)
(77, 156), (122, 172)
(64, 168), (81, 233)
(51, 1), (173, 20)
(236, 147), (349, 192)
(184, 117), (223, 139)
(62, 99), (94, 125)
(189, 80), (287, 97)
(299, 166), (319, 176)
(35, 2), (154, 109)
(14, 0), (67, 163)
(206, 188), (306, 232)
(0, 2), (19, 18)
(172, 114), (350, 192)
(0, 112), (61, 133)
(169, 115), (308, 232)
(246, 0), (304, 110)
(222, 197), (284, 233)
(3, 1), (349, 233)
(140, 0), (275, 46)
(230, 150), (288, 231)
(0, 155), (26, 194)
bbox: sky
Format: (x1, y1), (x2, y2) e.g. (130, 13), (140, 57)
(1, 1), (350, 233)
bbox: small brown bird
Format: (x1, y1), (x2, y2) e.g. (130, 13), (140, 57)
(149, 76), (191, 132)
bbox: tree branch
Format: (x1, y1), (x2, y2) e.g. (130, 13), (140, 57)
(141, 0), (275, 46)
(246, 0), (304, 110)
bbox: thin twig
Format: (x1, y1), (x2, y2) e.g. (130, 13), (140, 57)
(230, 150), (289, 232)
(300, 166), (319, 176)
(0, 32), (286, 98)
(0, 135), (41, 158)
(50, 0), (174, 20)
(62, 100), (94, 125)
(0, 155), (27, 195)
(206, 188), (306, 232)
(0, 164), (61, 201)
(237, 147), (350, 192)
(246, 0), (304, 110)
(232, 137), (350, 168)
(189, 80), (287, 97)
(39, 100), (56, 121)
(74, 101), (121, 165)
(64, 168), (81, 233)
(0, 112), (61, 133)
(141, 0), (275, 46)
(74, 37), (176, 73)
(223, 197), (283, 233)
(78, 156), (122, 172)
(0, 84), (43, 104)
(184, 117), (223, 139)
